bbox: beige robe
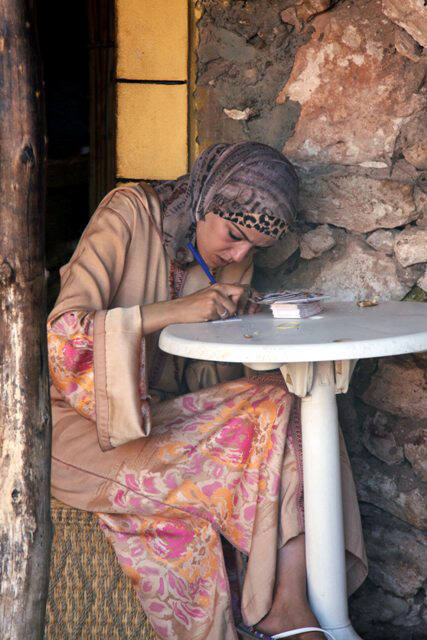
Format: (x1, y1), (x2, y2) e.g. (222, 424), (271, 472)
(48, 182), (367, 638)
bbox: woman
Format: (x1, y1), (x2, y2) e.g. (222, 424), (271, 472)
(48, 142), (367, 640)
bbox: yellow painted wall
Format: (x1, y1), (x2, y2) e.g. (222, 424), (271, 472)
(115, 0), (191, 180)
(116, 0), (188, 81)
(117, 83), (188, 179)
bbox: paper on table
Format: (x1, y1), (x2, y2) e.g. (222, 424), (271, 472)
(254, 290), (327, 305)
(211, 317), (242, 323)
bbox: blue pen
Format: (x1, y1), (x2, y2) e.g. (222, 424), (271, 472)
(186, 242), (217, 284)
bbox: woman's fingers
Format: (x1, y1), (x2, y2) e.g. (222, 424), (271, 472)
(247, 301), (261, 315)
(210, 287), (238, 317)
(175, 283), (260, 324)
(236, 294), (249, 315)
(231, 285), (255, 315)
(213, 284), (262, 316)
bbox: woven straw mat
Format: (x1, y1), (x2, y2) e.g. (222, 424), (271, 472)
(44, 498), (158, 640)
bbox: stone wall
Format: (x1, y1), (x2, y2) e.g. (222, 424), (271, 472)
(195, 1), (427, 637)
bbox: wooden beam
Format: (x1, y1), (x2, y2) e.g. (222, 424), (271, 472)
(0, 1), (52, 638)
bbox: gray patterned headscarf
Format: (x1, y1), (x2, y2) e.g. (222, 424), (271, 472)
(152, 142), (299, 265)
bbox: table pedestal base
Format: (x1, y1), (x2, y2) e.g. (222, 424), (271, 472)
(323, 625), (362, 640)
(267, 360), (361, 640)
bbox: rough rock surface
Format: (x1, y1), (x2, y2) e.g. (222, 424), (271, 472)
(339, 387), (427, 530)
(276, 234), (417, 300)
(253, 231), (299, 269)
(394, 29), (423, 63)
(394, 228), (427, 266)
(362, 357), (427, 421)
(362, 412), (404, 465)
(277, 0), (425, 166)
(390, 158), (419, 183)
(351, 456), (426, 529)
(349, 505), (427, 640)
(400, 116), (427, 170)
(351, 581), (409, 629)
(382, 0), (427, 48)
(366, 229), (396, 255)
(299, 224), (335, 259)
(196, 1), (308, 151)
(280, 0), (335, 32)
(298, 173), (418, 232)
(404, 428), (427, 482)
(414, 182), (427, 228)
(361, 504), (427, 598)
(417, 267), (427, 292)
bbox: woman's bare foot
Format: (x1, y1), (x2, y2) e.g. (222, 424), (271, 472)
(253, 534), (324, 639)
(255, 597), (323, 639)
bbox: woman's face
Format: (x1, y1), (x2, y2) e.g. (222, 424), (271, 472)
(196, 212), (275, 269)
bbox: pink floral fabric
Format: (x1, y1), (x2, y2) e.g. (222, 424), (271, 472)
(96, 377), (302, 640)
(48, 311), (96, 420)
(47, 309), (304, 639)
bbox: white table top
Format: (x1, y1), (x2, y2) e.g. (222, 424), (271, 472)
(159, 301), (427, 364)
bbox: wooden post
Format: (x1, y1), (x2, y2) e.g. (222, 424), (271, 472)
(0, 1), (52, 639)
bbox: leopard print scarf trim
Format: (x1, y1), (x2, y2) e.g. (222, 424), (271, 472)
(212, 209), (288, 239)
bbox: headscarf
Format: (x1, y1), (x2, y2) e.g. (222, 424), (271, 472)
(152, 142), (299, 265)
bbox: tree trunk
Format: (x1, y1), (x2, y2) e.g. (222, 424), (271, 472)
(0, 1), (51, 639)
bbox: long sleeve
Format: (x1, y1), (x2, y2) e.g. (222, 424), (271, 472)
(48, 310), (96, 421)
(48, 187), (157, 451)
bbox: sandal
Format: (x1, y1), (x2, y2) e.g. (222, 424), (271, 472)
(237, 622), (336, 640)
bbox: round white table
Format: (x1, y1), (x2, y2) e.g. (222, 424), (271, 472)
(159, 301), (427, 640)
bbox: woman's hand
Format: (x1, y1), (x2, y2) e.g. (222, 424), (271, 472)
(236, 285), (261, 316)
(141, 284), (261, 335)
(173, 283), (249, 323)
